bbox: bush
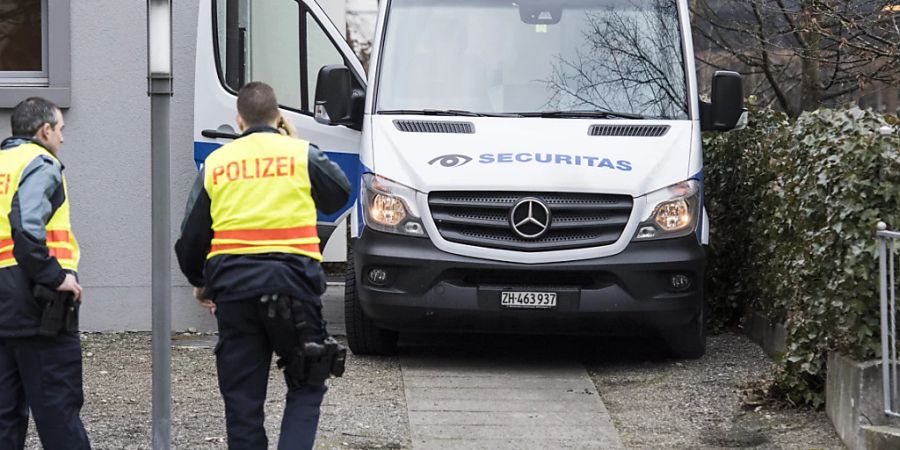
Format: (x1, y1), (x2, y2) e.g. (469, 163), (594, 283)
(704, 108), (791, 329)
(704, 106), (900, 407)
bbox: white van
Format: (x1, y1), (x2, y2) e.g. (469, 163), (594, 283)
(194, 0), (745, 358)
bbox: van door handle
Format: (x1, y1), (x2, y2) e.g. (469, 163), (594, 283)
(201, 129), (239, 140)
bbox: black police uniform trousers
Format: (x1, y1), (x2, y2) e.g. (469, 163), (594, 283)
(215, 296), (327, 450)
(0, 332), (91, 450)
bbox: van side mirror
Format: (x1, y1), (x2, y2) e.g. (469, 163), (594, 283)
(700, 71), (747, 132)
(315, 65), (354, 126)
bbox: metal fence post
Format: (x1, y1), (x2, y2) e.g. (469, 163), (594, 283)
(876, 222), (900, 417)
(880, 222), (891, 414)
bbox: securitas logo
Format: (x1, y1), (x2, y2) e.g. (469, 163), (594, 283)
(428, 153), (632, 171)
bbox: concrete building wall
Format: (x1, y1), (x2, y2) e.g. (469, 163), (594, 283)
(0, 0), (347, 331)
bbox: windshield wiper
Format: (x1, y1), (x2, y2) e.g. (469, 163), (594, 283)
(377, 109), (521, 118)
(518, 110), (646, 120)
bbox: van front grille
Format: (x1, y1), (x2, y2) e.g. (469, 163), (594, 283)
(428, 191), (633, 252)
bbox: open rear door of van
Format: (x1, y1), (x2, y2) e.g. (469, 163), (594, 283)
(193, 0), (365, 261)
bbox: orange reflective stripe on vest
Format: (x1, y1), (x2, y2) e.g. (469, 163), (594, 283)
(213, 225), (318, 241)
(46, 229), (74, 261)
(209, 242), (321, 254)
(49, 247), (73, 259)
(0, 246), (11, 267)
(204, 132), (321, 261)
(0, 237), (12, 267)
(209, 225), (319, 254)
(46, 229), (70, 243)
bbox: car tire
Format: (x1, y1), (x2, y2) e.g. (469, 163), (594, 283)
(663, 306), (706, 359)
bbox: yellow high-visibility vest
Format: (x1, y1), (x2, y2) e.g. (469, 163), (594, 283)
(0, 142), (79, 271)
(203, 132), (321, 261)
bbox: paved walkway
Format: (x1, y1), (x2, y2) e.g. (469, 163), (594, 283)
(323, 282), (623, 448)
(322, 281), (346, 335)
(401, 354), (623, 449)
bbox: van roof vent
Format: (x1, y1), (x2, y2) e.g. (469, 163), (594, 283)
(394, 120), (475, 134)
(588, 124), (670, 137)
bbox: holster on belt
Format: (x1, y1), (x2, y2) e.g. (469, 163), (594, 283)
(262, 294), (347, 388)
(33, 284), (79, 336)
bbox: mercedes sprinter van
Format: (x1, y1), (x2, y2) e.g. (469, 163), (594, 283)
(194, 0), (746, 358)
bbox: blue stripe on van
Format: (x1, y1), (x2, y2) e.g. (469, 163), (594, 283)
(192, 141), (359, 223)
(321, 152), (361, 222)
(193, 141), (220, 169)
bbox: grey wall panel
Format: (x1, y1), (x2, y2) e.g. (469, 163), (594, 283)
(79, 287), (217, 331)
(171, 2), (211, 330)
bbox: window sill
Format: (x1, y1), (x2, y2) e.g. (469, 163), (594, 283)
(0, 86), (71, 108)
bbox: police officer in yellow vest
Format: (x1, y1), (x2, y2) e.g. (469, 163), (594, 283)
(0, 97), (89, 449)
(175, 82), (350, 450)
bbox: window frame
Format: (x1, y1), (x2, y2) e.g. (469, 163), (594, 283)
(211, 0), (360, 116)
(0, 0), (70, 108)
(303, 10), (354, 111)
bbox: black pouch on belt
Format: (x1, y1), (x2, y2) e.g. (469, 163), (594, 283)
(64, 295), (79, 332)
(34, 284), (69, 336)
(327, 337), (347, 377)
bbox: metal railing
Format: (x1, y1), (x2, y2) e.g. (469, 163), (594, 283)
(877, 221), (900, 417)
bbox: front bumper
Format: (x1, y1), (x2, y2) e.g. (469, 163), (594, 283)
(354, 230), (704, 335)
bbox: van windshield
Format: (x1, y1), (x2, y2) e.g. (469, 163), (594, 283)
(375, 0), (689, 119)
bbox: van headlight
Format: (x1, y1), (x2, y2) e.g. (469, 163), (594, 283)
(361, 173), (427, 237)
(632, 179), (701, 241)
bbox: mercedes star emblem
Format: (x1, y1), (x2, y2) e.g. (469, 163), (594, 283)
(509, 197), (552, 239)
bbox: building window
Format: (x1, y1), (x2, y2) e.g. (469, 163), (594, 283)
(0, 0), (70, 108)
(0, 0), (46, 83)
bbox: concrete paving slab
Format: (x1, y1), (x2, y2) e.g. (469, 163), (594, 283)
(405, 398), (607, 413)
(406, 386), (600, 401)
(401, 355), (623, 449)
(412, 424), (616, 441)
(403, 375), (589, 389)
(322, 282), (345, 336)
(410, 439), (619, 450)
(170, 334), (217, 349)
(403, 365), (584, 377)
(408, 411), (602, 426)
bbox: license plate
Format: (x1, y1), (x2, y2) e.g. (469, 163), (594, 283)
(501, 291), (557, 309)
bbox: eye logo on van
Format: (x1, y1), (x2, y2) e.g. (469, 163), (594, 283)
(428, 154), (472, 168)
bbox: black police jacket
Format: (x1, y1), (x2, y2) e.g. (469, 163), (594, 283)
(174, 127), (351, 303)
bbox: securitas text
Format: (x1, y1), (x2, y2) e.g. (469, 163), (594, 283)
(479, 153), (632, 171)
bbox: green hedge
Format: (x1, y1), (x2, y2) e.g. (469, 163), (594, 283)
(704, 107), (900, 407)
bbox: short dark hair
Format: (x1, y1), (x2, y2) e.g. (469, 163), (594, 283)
(237, 82), (279, 127)
(11, 97), (60, 137)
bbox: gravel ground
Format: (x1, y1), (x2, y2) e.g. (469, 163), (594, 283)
(24, 333), (408, 450)
(23, 332), (842, 449)
(584, 332), (845, 450)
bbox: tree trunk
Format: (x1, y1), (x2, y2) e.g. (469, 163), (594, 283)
(799, 3), (821, 113)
